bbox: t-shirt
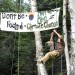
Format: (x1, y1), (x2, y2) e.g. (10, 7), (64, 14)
(55, 39), (65, 54)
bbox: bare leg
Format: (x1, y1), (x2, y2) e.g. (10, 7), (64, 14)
(40, 50), (59, 63)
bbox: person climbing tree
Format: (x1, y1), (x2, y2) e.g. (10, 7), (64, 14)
(38, 29), (65, 64)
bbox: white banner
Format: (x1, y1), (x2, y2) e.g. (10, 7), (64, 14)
(0, 8), (60, 32)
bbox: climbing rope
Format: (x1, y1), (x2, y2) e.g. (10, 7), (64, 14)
(56, 0), (63, 73)
(10, 32), (20, 75)
(17, 0), (21, 75)
(61, 55), (63, 75)
(11, 29), (20, 75)
(51, 0), (63, 75)
(18, 32), (20, 75)
(51, 0), (58, 75)
(11, 32), (16, 75)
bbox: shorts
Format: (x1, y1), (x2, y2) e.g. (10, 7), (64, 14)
(55, 48), (64, 56)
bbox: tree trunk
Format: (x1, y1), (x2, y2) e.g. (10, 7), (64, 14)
(31, 0), (48, 75)
(63, 0), (70, 75)
(68, 0), (75, 75)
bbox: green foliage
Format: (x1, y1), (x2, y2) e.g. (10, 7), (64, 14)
(37, 0), (63, 11)
(0, 31), (16, 75)
(13, 32), (36, 75)
(23, 3), (30, 12)
(0, 0), (67, 75)
(0, 0), (16, 12)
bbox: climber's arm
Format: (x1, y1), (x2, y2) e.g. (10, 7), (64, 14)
(53, 30), (63, 39)
(50, 32), (54, 41)
(49, 32), (54, 44)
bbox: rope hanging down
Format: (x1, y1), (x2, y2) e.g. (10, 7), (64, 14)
(51, 0), (58, 75)
(11, 32), (16, 75)
(18, 32), (20, 75)
(17, 0), (21, 75)
(51, 0), (63, 75)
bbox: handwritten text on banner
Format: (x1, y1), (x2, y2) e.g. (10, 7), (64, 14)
(0, 8), (60, 32)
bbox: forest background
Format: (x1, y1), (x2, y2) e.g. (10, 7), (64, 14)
(0, 0), (71, 75)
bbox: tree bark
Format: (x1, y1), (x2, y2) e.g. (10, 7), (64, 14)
(31, 0), (48, 75)
(63, 0), (70, 75)
(68, 0), (75, 75)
